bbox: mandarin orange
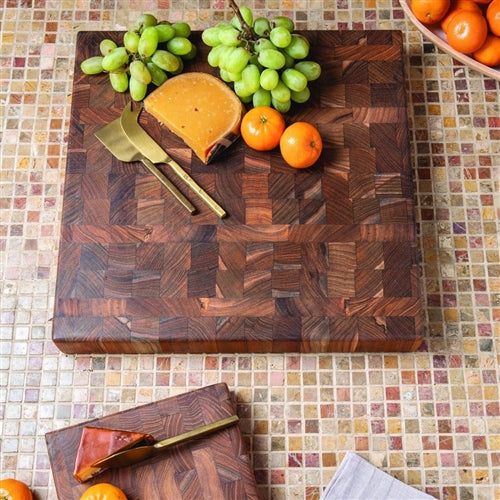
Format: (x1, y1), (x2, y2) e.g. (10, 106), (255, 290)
(472, 33), (500, 65)
(446, 10), (488, 53)
(411, 0), (451, 24)
(486, 0), (500, 35)
(441, 0), (482, 32)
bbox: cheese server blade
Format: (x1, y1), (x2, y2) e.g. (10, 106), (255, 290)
(94, 117), (196, 214)
(88, 415), (239, 479)
(120, 102), (227, 218)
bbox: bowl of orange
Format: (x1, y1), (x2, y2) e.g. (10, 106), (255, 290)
(400, 0), (500, 80)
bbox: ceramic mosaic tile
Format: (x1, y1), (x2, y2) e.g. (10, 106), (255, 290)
(1, 1), (499, 499)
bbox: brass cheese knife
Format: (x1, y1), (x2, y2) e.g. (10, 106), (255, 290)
(94, 116), (196, 214)
(86, 414), (239, 480)
(120, 102), (227, 219)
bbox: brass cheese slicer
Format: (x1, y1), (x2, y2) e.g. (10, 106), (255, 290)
(84, 415), (239, 480)
(94, 115), (196, 214)
(120, 102), (227, 219)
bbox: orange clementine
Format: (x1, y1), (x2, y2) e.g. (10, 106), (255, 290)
(0, 478), (33, 500)
(411, 0), (451, 24)
(279, 122), (322, 169)
(441, 0), (482, 32)
(472, 0), (492, 4)
(472, 33), (500, 65)
(240, 106), (286, 151)
(486, 0), (500, 35)
(79, 482), (128, 500)
(446, 10), (488, 53)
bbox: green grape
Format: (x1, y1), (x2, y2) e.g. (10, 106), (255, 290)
(271, 79), (291, 102)
(284, 34), (309, 59)
(129, 60), (152, 85)
(102, 46), (129, 72)
(273, 15), (294, 32)
(283, 51), (296, 68)
(202, 27), (221, 47)
(135, 13), (158, 32)
(151, 49), (180, 72)
(290, 86), (310, 103)
(294, 61), (322, 81)
(249, 53), (261, 67)
(207, 44), (226, 67)
(253, 17), (271, 37)
(123, 31), (140, 53)
(147, 61), (168, 86)
(138, 26), (159, 57)
(260, 68), (279, 90)
(241, 64), (261, 94)
(253, 87), (272, 107)
(182, 44), (197, 60)
(109, 71), (129, 92)
(226, 70), (242, 81)
(172, 21), (191, 38)
(234, 78), (253, 99)
(216, 46), (235, 70)
(155, 23), (176, 43)
(231, 5), (253, 30)
(257, 49), (286, 70)
(225, 46), (251, 73)
(219, 69), (232, 82)
(129, 77), (148, 101)
(217, 26), (241, 47)
(271, 96), (291, 113)
(269, 26), (292, 49)
(81, 56), (104, 75)
(169, 55), (184, 75)
(99, 39), (117, 56)
(239, 93), (253, 104)
(166, 37), (193, 56)
(254, 38), (277, 53)
(281, 68), (307, 92)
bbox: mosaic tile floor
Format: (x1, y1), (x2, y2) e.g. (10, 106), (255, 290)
(1, 1), (499, 499)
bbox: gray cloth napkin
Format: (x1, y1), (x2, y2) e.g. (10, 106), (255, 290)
(320, 452), (435, 500)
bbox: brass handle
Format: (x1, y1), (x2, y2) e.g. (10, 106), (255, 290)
(167, 158), (227, 219)
(140, 157), (196, 214)
(153, 415), (239, 451)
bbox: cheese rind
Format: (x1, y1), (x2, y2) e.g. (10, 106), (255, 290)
(144, 72), (244, 163)
(73, 426), (154, 482)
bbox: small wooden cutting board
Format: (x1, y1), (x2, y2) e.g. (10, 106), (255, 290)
(45, 383), (258, 499)
(52, 30), (424, 354)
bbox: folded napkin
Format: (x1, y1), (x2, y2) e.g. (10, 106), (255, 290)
(320, 452), (435, 500)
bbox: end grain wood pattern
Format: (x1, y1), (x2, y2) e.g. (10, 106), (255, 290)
(53, 30), (424, 353)
(46, 383), (258, 500)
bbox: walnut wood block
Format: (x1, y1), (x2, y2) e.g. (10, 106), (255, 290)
(52, 30), (424, 353)
(45, 383), (258, 500)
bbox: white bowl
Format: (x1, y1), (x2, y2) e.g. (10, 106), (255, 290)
(399, 0), (500, 80)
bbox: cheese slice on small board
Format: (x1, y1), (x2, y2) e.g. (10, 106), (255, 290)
(73, 426), (154, 482)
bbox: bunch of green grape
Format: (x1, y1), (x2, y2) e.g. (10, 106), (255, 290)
(201, 6), (321, 112)
(80, 14), (196, 101)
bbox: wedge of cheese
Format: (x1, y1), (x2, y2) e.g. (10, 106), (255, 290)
(73, 426), (154, 482)
(144, 72), (244, 163)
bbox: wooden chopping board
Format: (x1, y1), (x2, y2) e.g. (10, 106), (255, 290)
(52, 30), (424, 354)
(45, 383), (258, 499)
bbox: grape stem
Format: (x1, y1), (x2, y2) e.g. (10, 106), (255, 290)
(228, 0), (254, 41)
